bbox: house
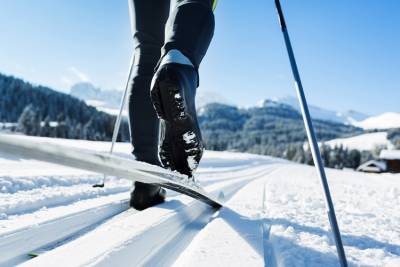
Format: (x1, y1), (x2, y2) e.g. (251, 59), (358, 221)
(379, 150), (400, 173)
(357, 150), (400, 173)
(356, 160), (387, 173)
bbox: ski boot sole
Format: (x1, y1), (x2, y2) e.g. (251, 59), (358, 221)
(151, 69), (203, 177)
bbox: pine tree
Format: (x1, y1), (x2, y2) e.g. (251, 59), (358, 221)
(17, 104), (40, 136)
(41, 116), (51, 137)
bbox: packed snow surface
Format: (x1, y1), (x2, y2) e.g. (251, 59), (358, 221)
(325, 131), (392, 151)
(0, 136), (399, 266)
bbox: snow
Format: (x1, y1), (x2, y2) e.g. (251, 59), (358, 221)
(269, 96), (369, 125)
(354, 112), (400, 130)
(175, 165), (400, 267)
(195, 90), (231, 108)
(324, 131), (392, 151)
(357, 160), (387, 173)
(380, 150), (400, 160)
(85, 99), (106, 107)
(0, 136), (399, 266)
(95, 106), (127, 116)
(0, 123), (17, 128)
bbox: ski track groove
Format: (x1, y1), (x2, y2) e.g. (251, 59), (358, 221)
(0, 164), (260, 218)
(0, 198), (130, 267)
(261, 182), (277, 267)
(0, 183), (131, 217)
(18, 165), (277, 267)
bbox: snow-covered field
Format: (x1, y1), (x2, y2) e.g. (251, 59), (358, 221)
(325, 131), (392, 151)
(1, 136), (400, 267)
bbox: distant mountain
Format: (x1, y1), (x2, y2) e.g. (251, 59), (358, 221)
(261, 96), (369, 125)
(70, 82), (123, 115)
(353, 112), (400, 130)
(195, 90), (231, 108)
(70, 83), (230, 114)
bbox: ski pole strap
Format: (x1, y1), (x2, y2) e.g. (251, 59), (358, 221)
(212, 0), (218, 11)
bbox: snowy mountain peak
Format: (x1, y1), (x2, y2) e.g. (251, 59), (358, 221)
(195, 90), (231, 108)
(70, 82), (101, 100)
(70, 82), (124, 115)
(259, 99), (286, 108)
(259, 95), (369, 125)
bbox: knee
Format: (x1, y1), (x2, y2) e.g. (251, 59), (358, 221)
(132, 31), (163, 70)
(132, 46), (160, 76)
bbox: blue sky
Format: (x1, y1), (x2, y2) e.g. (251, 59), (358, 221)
(0, 0), (399, 115)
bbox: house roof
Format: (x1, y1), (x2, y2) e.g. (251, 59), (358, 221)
(380, 150), (400, 160)
(357, 160), (387, 172)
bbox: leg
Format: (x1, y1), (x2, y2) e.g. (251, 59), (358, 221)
(128, 0), (170, 165)
(162, 0), (215, 69)
(128, 0), (170, 210)
(150, 0), (215, 176)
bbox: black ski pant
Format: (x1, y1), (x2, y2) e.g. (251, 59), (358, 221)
(128, 0), (215, 165)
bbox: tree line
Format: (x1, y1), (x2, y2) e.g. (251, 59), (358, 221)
(0, 73), (130, 141)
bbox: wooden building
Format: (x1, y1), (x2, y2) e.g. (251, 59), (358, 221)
(380, 150), (400, 173)
(357, 150), (400, 174)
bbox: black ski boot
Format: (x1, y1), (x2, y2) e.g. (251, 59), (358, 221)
(151, 63), (204, 177)
(130, 182), (166, 210)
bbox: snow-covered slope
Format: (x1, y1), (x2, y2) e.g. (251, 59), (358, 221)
(270, 96), (369, 125)
(353, 112), (400, 130)
(325, 131), (393, 151)
(195, 90), (231, 108)
(1, 136), (399, 266)
(70, 82), (125, 116)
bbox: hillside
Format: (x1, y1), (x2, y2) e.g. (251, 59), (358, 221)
(198, 101), (363, 160)
(0, 73), (130, 141)
(325, 131), (392, 151)
(353, 112), (400, 130)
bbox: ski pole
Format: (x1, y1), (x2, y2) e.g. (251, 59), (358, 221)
(93, 53), (135, 188)
(93, 0), (136, 188)
(273, 1), (348, 266)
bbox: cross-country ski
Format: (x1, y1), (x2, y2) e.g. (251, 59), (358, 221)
(0, 134), (223, 208)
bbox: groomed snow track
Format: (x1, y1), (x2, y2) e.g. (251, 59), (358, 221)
(1, 164), (276, 267)
(0, 197), (130, 267)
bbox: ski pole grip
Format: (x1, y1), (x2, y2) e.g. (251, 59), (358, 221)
(275, 0), (287, 31)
